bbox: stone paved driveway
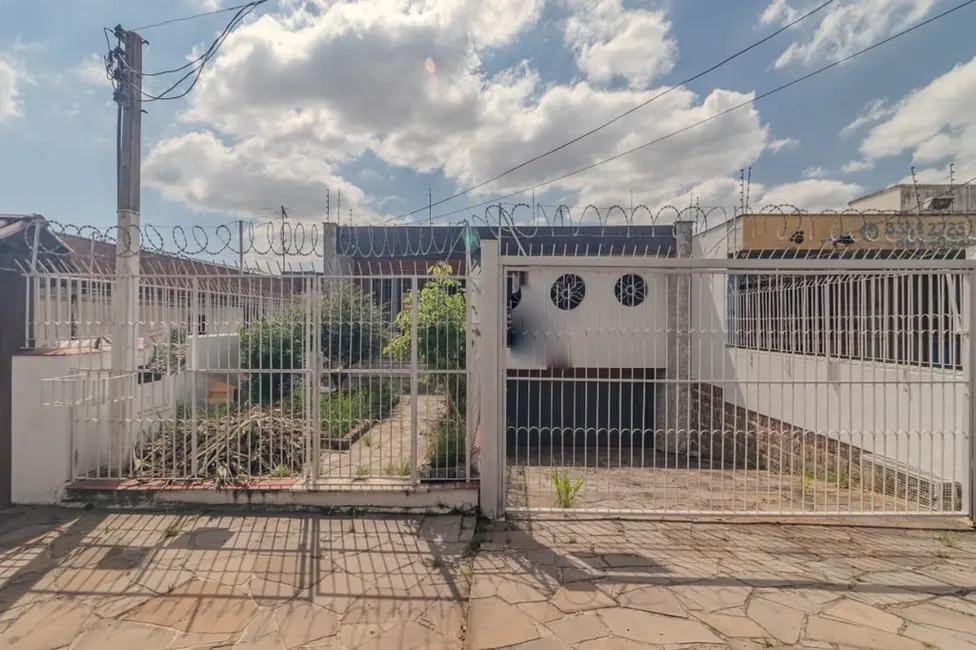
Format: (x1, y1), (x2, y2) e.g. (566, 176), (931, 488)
(466, 516), (976, 649)
(0, 507), (473, 649)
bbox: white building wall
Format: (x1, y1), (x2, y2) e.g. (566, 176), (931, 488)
(847, 188), (903, 211)
(505, 268), (669, 370)
(29, 287), (253, 348)
(691, 222), (968, 485)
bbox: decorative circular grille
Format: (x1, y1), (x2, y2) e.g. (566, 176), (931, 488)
(614, 273), (647, 307)
(550, 274), (586, 310)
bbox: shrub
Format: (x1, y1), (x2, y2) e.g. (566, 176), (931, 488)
(289, 379), (401, 439)
(239, 282), (388, 404)
(428, 414), (465, 472)
(384, 263), (467, 417)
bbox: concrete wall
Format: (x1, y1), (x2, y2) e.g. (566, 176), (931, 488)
(10, 350), (191, 504)
(691, 223), (968, 492)
(848, 188), (903, 211)
(850, 185), (976, 213)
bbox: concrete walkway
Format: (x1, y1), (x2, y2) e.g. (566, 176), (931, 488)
(4, 506), (976, 649)
(467, 516), (976, 649)
(0, 507), (473, 650)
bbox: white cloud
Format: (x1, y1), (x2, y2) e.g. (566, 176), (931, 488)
(841, 160), (873, 173)
(839, 98), (896, 137)
(564, 0), (677, 89)
(803, 166), (827, 178)
(72, 53), (111, 88)
(759, 0), (936, 69)
(0, 57), (20, 125)
(853, 56), (976, 180)
(145, 0), (778, 223)
(190, 0), (223, 11)
(754, 179), (865, 208)
(767, 137), (799, 153)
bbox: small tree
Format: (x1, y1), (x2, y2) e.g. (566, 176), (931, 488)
(240, 282), (388, 404)
(385, 262), (466, 416)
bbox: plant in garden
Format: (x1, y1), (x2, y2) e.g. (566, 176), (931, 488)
(239, 282), (388, 403)
(384, 263), (468, 471)
(289, 379), (400, 439)
(385, 262), (466, 414)
(552, 472), (584, 508)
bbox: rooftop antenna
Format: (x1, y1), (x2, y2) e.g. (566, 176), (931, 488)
(745, 166), (753, 214)
(740, 168), (745, 215)
(325, 188), (331, 223)
(910, 166), (923, 214)
(949, 163), (955, 214)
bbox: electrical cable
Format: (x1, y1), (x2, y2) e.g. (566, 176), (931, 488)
(132, 1), (267, 31)
(383, 0), (838, 223)
(416, 0), (976, 226)
(109, 1), (266, 103)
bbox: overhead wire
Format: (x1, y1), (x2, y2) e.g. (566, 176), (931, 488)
(382, 0), (838, 224)
(111, 0), (268, 103)
(132, 1), (267, 31)
(414, 0), (976, 227)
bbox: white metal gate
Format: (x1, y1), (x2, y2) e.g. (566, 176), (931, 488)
(486, 253), (975, 517)
(31, 268), (475, 490)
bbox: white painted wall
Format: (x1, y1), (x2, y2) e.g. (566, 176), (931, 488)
(847, 188), (903, 211)
(503, 268), (668, 369)
(10, 351), (192, 504)
(691, 222), (969, 485)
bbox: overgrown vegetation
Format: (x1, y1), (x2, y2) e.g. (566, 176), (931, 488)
(384, 263), (469, 473)
(239, 283), (388, 403)
(289, 379), (400, 439)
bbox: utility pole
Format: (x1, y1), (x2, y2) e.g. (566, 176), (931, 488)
(109, 25), (143, 466)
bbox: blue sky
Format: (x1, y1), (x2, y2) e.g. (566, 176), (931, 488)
(0, 0), (974, 241)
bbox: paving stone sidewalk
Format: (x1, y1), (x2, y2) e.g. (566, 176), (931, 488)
(0, 507), (475, 649)
(466, 516), (976, 649)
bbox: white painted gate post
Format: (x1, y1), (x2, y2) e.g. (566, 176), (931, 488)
(478, 239), (504, 518)
(967, 252), (976, 521)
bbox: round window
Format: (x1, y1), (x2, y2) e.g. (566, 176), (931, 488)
(614, 274), (647, 307)
(550, 274), (586, 310)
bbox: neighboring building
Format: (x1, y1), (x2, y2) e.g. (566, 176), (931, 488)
(693, 211), (968, 509)
(0, 215), (281, 349)
(849, 183), (976, 214)
(328, 224), (680, 447)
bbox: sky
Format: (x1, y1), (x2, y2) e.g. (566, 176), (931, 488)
(1, 0), (975, 243)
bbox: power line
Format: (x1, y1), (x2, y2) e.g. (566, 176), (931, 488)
(382, 0), (838, 224)
(109, 1), (267, 103)
(416, 0), (976, 226)
(132, 1), (266, 31)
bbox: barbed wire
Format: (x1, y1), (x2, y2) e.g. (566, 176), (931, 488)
(2, 205), (976, 273)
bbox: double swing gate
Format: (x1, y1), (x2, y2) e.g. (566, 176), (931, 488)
(33, 270), (474, 489)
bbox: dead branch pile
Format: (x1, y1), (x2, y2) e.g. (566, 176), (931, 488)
(132, 407), (308, 482)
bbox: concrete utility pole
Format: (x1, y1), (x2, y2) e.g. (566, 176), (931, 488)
(110, 26), (143, 465)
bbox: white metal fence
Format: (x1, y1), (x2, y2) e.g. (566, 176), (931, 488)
(489, 254), (973, 517)
(28, 268), (477, 489)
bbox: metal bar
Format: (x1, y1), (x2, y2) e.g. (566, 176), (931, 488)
(311, 275), (322, 485)
(409, 276), (419, 487)
(499, 257), (976, 271)
(969, 266), (976, 520)
(189, 277), (199, 476)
